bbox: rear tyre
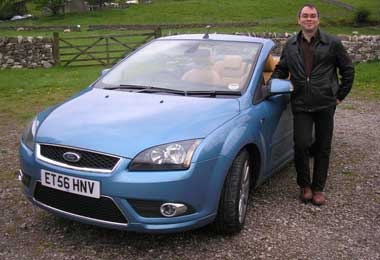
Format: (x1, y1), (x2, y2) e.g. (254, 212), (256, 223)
(214, 149), (252, 234)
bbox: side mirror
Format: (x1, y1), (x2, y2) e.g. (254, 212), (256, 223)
(267, 79), (293, 96)
(100, 68), (111, 77)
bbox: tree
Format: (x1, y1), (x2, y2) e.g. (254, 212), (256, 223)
(0, 0), (27, 20)
(33, 0), (65, 16)
(87, 0), (107, 8)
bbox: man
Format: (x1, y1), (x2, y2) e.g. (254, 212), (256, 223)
(271, 4), (354, 205)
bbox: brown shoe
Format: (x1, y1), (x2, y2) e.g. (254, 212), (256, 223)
(312, 192), (326, 206)
(300, 187), (313, 202)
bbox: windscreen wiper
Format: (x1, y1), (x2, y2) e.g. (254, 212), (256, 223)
(135, 86), (187, 95)
(104, 84), (187, 95)
(186, 90), (242, 97)
(103, 85), (241, 97)
(104, 84), (154, 90)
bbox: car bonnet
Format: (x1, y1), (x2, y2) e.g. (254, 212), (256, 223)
(35, 88), (240, 159)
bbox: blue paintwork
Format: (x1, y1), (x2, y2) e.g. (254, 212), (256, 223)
(19, 34), (294, 233)
(36, 89), (240, 159)
(269, 79), (294, 95)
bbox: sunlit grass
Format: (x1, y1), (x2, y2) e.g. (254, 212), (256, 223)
(1, 0), (379, 36)
(0, 66), (102, 121)
(351, 61), (380, 99)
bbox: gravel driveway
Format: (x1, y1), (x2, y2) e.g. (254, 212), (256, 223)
(1, 97), (379, 260)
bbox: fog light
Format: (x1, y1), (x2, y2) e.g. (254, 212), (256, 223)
(17, 169), (24, 181)
(160, 203), (187, 217)
(17, 169), (31, 187)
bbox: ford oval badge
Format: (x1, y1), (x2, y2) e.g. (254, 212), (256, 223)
(63, 152), (81, 163)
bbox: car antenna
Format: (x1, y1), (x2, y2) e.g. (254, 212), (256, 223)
(203, 25), (212, 39)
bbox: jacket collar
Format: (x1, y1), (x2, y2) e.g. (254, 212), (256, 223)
(290, 29), (328, 45)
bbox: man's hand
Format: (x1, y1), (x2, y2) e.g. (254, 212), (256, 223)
(336, 99), (341, 105)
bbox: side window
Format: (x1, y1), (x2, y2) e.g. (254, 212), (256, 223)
(252, 75), (268, 104)
(252, 51), (280, 104)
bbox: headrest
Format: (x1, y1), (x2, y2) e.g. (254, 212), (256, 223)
(223, 55), (243, 69)
(190, 48), (213, 66)
(273, 56), (280, 65)
(192, 48), (211, 58)
(264, 54), (276, 72)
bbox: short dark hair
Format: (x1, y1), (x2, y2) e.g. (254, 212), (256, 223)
(298, 4), (320, 18)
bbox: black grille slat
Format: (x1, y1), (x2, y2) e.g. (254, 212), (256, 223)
(128, 199), (165, 217)
(34, 183), (127, 224)
(40, 144), (119, 171)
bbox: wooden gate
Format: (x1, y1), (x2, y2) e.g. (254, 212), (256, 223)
(53, 29), (161, 67)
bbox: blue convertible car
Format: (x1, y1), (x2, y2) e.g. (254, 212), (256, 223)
(19, 33), (293, 234)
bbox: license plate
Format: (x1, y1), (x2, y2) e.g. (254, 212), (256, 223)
(41, 170), (100, 199)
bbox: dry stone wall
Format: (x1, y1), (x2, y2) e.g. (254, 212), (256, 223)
(0, 33), (379, 69)
(251, 32), (380, 63)
(0, 36), (54, 69)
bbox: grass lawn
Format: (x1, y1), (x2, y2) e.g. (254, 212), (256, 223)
(0, 66), (101, 122)
(13, 0), (353, 26)
(0, 0), (379, 37)
(352, 61), (380, 99)
(0, 62), (379, 123)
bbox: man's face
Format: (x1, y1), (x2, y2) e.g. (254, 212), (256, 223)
(298, 6), (320, 33)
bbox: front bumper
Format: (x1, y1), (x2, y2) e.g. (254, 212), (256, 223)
(19, 142), (231, 233)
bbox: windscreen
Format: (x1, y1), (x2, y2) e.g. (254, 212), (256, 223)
(96, 39), (261, 92)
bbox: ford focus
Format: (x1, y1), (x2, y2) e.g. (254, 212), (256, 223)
(19, 33), (294, 234)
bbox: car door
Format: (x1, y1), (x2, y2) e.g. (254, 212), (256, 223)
(263, 93), (293, 171)
(252, 77), (293, 177)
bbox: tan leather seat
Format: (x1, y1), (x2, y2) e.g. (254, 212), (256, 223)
(263, 54), (280, 84)
(181, 49), (221, 85)
(182, 68), (221, 85)
(214, 55), (249, 87)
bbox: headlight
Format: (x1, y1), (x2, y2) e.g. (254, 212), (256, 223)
(129, 139), (202, 171)
(22, 117), (39, 151)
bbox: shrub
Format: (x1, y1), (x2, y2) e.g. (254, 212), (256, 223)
(354, 7), (371, 25)
(33, 0), (65, 16)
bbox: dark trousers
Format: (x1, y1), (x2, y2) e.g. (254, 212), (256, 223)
(293, 106), (336, 192)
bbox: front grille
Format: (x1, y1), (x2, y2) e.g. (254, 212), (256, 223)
(38, 144), (120, 172)
(34, 182), (127, 224)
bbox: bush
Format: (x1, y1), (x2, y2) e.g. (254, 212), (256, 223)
(33, 0), (65, 16)
(354, 7), (371, 25)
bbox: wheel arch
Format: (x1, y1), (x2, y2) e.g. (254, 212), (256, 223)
(213, 143), (261, 233)
(244, 143), (261, 189)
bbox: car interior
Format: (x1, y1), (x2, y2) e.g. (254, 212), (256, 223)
(181, 51), (253, 89)
(263, 54), (280, 84)
(181, 51), (281, 91)
(213, 55), (251, 87)
(181, 49), (222, 85)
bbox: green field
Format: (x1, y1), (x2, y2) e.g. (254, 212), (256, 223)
(0, 0), (379, 37)
(0, 66), (100, 121)
(8, 0), (354, 25)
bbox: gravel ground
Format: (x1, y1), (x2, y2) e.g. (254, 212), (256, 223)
(0, 97), (379, 260)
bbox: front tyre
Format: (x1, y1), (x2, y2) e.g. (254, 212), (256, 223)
(214, 149), (252, 234)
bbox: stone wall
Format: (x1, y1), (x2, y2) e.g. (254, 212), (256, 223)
(0, 25), (81, 32)
(0, 33), (379, 69)
(250, 32), (380, 63)
(0, 36), (54, 69)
